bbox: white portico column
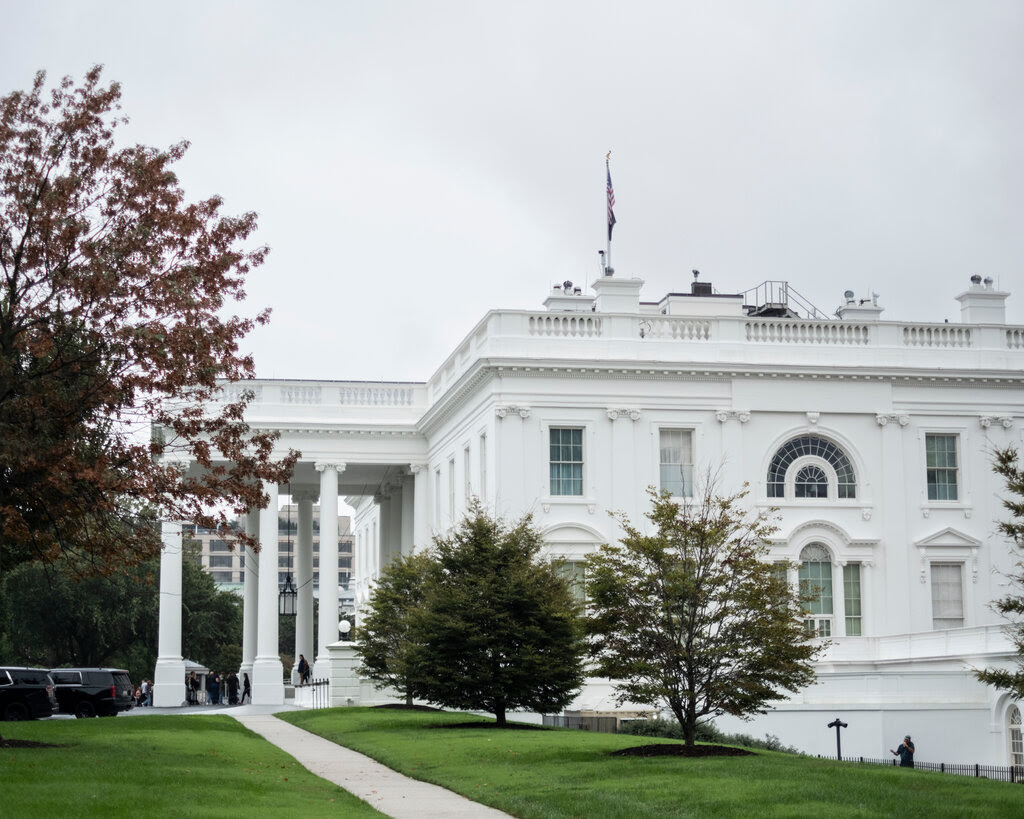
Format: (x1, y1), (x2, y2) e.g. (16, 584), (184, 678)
(294, 490), (316, 672)
(153, 520), (186, 707)
(240, 509), (259, 682)
(314, 462), (343, 679)
(253, 481), (284, 704)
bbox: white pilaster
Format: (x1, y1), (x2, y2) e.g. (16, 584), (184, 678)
(411, 463), (428, 552)
(314, 462), (343, 679)
(153, 520), (186, 707)
(400, 472), (415, 556)
(295, 490), (316, 671)
(240, 509), (259, 681)
(253, 481), (284, 704)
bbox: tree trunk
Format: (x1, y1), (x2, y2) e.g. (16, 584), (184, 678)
(495, 704), (506, 727)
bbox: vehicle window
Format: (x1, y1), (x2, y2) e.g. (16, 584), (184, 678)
(13, 670), (48, 685)
(0, 670), (12, 686)
(52, 671), (80, 684)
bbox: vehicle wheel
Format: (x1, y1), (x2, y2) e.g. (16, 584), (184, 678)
(3, 702), (29, 721)
(75, 702), (97, 719)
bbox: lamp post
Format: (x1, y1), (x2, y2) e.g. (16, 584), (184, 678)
(278, 487), (297, 617)
(827, 717), (848, 760)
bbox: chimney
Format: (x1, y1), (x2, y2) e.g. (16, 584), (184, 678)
(592, 275), (644, 313)
(956, 275), (1009, 324)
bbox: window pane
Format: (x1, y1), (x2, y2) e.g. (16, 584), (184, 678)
(926, 434), (959, 501)
(550, 428), (584, 496)
(844, 563), (862, 636)
(659, 429), (693, 496)
(931, 562), (964, 628)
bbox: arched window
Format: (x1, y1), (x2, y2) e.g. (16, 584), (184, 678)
(1010, 706), (1023, 769)
(767, 435), (856, 499)
(798, 543), (833, 637)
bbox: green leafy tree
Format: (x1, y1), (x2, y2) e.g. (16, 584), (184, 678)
(0, 551), (240, 685)
(977, 446), (1024, 696)
(407, 505), (586, 726)
(0, 67), (296, 574)
(586, 485), (820, 747)
(356, 551), (435, 706)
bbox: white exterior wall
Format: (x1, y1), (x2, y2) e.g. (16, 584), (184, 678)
(195, 277), (1023, 764)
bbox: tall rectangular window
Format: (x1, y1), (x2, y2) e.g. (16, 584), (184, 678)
(799, 559), (833, 637)
(843, 563), (862, 636)
(479, 433), (487, 500)
(555, 560), (587, 605)
(448, 457), (456, 520)
(550, 428), (583, 496)
(926, 433), (959, 501)
(659, 429), (694, 497)
(931, 562), (964, 629)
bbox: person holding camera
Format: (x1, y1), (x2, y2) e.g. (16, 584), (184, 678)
(891, 735), (915, 767)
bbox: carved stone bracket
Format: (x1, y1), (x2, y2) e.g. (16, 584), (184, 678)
(979, 415), (1013, 429)
(876, 413), (910, 427)
(606, 408), (641, 421)
(715, 410), (751, 424)
(806, 411), (820, 425)
(495, 405), (531, 419)
(862, 508), (872, 521)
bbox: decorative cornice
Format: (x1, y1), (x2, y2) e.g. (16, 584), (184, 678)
(979, 415), (1013, 429)
(495, 405), (531, 419)
(606, 408), (641, 421)
(715, 410), (751, 424)
(875, 413), (910, 427)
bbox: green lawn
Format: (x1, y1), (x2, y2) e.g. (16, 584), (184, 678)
(281, 708), (1024, 819)
(0, 715), (384, 818)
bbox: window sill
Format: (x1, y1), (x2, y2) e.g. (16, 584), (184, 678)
(542, 497), (597, 515)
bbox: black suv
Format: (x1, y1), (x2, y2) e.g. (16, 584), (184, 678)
(49, 668), (135, 718)
(0, 666), (59, 720)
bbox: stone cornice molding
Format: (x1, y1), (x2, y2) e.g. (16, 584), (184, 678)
(606, 408), (641, 421)
(715, 410), (751, 423)
(495, 405), (531, 419)
(876, 413), (910, 427)
(979, 414), (1013, 429)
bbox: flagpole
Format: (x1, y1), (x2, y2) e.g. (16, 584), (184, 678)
(605, 151), (615, 276)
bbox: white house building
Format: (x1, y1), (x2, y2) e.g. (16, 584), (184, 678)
(154, 272), (1023, 766)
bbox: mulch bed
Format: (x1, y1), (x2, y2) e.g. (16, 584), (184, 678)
(0, 738), (61, 749)
(612, 744), (754, 758)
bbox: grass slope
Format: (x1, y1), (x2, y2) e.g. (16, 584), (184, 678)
(281, 708), (1023, 819)
(0, 715), (384, 818)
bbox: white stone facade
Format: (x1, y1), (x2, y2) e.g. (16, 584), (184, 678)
(156, 274), (1024, 765)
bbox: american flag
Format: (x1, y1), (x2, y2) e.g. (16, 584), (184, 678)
(606, 162), (616, 241)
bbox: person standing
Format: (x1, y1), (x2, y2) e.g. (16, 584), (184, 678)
(891, 735), (915, 767)
(297, 654), (310, 685)
(241, 672), (251, 704)
(226, 671), (239, 705)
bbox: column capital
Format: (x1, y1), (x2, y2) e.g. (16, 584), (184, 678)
(875, 413), (910, 427)
(409, 462), (429, 475)
(292, 489), (319, 503)
(715, 409), (751, 424)
(315, 461), (347, 473)
(606, 408), (641, 422)
(495, 405), (530, 419)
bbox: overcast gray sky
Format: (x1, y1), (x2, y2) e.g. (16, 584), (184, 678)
(5, 1), (1022, 382)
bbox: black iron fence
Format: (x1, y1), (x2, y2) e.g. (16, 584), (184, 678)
(821, 755), (1024, 784)
(295, 677), (330, 710)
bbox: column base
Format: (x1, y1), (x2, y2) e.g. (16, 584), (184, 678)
(153, 656), (186, 708)
(251, 656), (285, 705)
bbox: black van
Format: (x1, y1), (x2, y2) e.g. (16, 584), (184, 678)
(0, 667), (59, 720)
(49, 668), (135, 718)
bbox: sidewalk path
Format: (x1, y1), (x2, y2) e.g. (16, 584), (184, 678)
(234, 713), (512, 818)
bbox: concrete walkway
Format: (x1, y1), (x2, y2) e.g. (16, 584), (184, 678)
(234, 713), (512, 818)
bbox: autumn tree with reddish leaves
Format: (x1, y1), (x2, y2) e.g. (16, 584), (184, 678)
(0, 67), (296, 573)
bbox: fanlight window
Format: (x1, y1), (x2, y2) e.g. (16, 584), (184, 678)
(767, 435), (856, 499)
